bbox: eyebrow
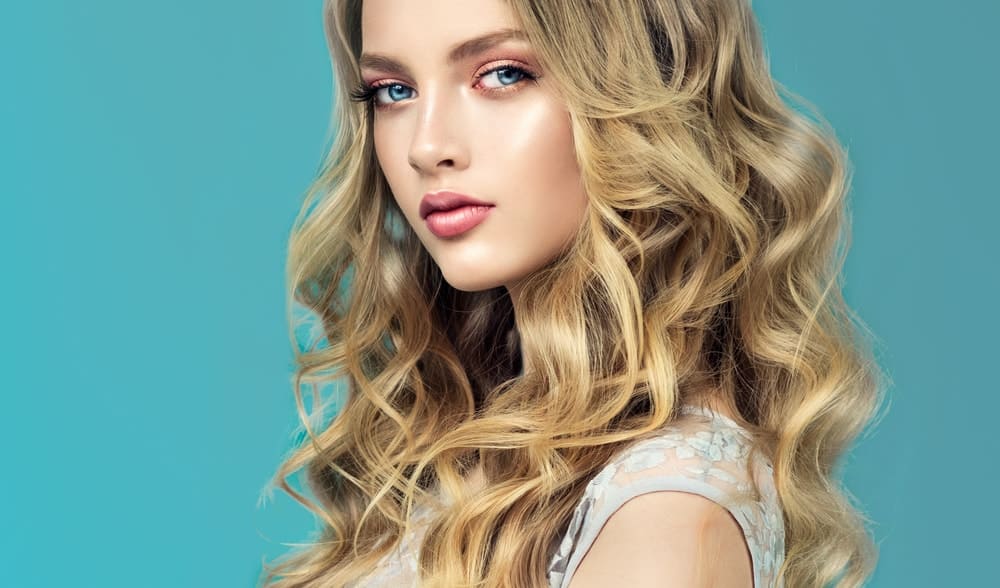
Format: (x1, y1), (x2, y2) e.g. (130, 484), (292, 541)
(359, 28), (528, 78)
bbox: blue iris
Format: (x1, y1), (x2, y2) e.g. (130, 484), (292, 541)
(384, 84), (412, 102)
(493, 67), (525, 86)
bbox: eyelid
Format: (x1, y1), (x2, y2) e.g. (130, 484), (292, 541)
(474, 58), (536, 78)
(367, 79), (404, 92)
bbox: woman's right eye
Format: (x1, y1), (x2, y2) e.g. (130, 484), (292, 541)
(348, 82), (414, 109)
(375, 84), (413, 104)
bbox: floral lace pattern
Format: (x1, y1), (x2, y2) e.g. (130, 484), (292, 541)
(345, 503), (437, 588)
(349, 404), (785, 587)
(547, 404), (785, 588)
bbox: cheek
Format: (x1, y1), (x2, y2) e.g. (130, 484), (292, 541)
(374, 120), (411, 177)
(373, 125), (412, 211)
(508, 104), (575, 171)
(373, 128), (396, 179)
(517, 111), (588, 225)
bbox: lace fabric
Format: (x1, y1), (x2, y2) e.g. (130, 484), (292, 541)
(349, 404), (785, 587)
(547, 404), (785, 588)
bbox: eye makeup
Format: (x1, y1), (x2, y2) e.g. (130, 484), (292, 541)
(349, 61), (539, 111)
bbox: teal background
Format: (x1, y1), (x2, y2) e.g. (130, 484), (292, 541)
(2, 1), (996, 586)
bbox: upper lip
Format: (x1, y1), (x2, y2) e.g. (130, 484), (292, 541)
(419, 190), (494, 220)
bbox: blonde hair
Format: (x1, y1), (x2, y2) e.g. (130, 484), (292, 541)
(260, 0), (889, 586)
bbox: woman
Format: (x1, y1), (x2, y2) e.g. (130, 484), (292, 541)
(261, 0), (886, 586)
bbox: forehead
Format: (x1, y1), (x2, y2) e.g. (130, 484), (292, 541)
(360, 0), (521, 53)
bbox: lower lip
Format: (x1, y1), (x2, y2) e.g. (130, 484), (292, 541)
(424, 205), (494, 238)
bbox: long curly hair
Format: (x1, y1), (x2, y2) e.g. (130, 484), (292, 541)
(259, 0), (888, 586)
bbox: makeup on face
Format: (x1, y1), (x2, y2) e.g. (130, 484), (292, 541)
(361, 0), (588, 294)
(419, 190), (496, 238)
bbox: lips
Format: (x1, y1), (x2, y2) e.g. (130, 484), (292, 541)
(419, 190), (494, 220)
(418, 190), (496, 238)
(423, 204), (494, 238)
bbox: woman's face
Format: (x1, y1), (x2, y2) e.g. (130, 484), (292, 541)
(360, 0), (588, 298)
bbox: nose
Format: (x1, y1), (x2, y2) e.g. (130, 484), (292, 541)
(407, 86), (470, 174)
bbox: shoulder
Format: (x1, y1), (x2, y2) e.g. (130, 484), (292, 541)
(566, 490), (753, 588)
(547, 406), (785, 588)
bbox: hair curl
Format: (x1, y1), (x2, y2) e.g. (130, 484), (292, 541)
(260, 0), (888, 586)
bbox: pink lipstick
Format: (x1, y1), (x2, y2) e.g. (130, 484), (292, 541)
(420, 190), (495, 238)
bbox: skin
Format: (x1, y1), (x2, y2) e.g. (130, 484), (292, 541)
(360, 2), (753, 585)
(360, 0), (589, 315)
(566, 491), (754, 588)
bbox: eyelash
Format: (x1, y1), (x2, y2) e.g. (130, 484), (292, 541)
(348, 63), (538, 111)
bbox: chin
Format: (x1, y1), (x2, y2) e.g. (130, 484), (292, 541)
(436, 255), (551, 296)
(438, 269), (510, 293)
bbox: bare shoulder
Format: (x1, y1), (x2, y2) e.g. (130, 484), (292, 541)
(566, 490), (754, 588)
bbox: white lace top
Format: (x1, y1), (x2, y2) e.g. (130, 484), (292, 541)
(349, 404), (786, 587)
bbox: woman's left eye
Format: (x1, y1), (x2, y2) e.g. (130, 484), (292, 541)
(478, 65), (535, 90)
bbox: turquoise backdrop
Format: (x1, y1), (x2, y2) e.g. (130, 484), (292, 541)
(2, 1), (996, 586)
